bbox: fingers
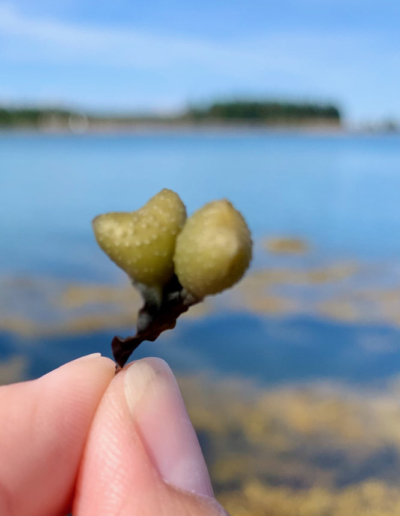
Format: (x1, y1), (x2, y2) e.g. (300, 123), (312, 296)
(0, 354), (115, 516)
(73, 358), (229, 516)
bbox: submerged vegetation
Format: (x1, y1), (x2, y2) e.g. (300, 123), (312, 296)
(4, 258), (400, 514)
(179, 374), (400, 516)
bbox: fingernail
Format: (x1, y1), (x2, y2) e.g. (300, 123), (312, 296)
(124, 358), (214, 498)
(124, 359), (158, 411)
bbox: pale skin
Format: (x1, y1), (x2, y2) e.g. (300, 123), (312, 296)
(0, 355), (228, 516)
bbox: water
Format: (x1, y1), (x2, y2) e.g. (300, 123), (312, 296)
(1, 131), (400, 384)
(4, 131), (400, 507)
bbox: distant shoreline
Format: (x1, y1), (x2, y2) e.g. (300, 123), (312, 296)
(0, 100), (343, 134)
(1, 100), (397, 135)
(0, 122), (397, 137)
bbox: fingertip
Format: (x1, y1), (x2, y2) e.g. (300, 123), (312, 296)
(46, 353), (116, 379)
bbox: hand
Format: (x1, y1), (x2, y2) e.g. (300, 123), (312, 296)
(0, 354), (228, 515)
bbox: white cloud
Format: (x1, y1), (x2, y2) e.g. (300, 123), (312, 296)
(1, 2), (381, 80)
(0, 3), (294, 74)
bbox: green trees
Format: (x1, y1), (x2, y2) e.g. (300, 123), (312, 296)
(187, 101), (341, 124)
(0, 108), (72, 127)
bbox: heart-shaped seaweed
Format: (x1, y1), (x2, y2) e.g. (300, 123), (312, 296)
(92, 189), (186, 289)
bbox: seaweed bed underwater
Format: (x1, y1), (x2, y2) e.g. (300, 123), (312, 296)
(3, 238), (400, 515)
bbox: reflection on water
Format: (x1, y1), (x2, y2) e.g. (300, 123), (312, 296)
(2, 133), (400, 514)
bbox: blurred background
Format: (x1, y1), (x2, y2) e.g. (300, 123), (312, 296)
(1, 1), (400, 514)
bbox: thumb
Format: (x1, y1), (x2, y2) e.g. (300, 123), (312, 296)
(73, 357), (229, 516)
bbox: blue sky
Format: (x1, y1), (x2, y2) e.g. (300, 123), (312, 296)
(0, 0), (399, 122)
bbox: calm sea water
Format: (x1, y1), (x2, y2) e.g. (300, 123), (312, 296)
(1, 131), (400, 385)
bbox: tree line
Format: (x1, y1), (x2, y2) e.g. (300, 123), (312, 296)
(0, 100), (341, 128)
(186, 101), (341, 123)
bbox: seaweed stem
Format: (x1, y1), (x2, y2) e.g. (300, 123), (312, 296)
(112, 275), (199, 372)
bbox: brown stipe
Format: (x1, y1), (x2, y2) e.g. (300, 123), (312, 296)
(112, 275), (199, 372)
